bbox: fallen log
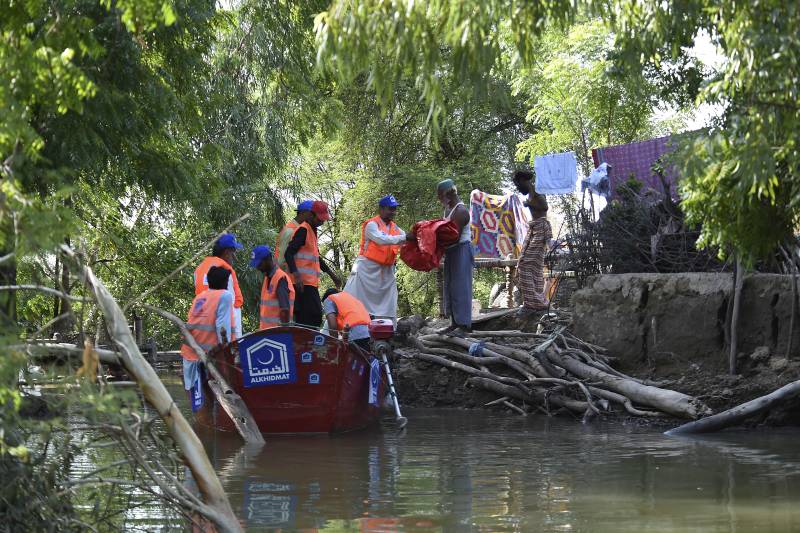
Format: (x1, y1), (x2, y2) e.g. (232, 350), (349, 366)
(666, 380), (800, 435)
(414, 352), (521, 386)
(468, 377), (588, 414)
(62, 246), (242, 533)
(420, 334), (546, 378)
(546, 346), (710, 419)
(142, 304), (265, 445)
(17, 342), (121, 365)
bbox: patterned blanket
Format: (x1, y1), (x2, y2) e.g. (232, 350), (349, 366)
(469, 190), (530, 258)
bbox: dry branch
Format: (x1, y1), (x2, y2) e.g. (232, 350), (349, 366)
(546, 346), (709, 419)
(141, 304), (264, 445)
(60, 246), (242, 533)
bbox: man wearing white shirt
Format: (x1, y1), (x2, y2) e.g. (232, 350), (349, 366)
(344, 195), (406, 321)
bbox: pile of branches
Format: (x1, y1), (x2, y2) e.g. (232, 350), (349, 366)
(402, 313), (711, 421)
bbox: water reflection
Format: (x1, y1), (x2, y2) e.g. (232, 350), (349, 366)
(198, 411), (800, 532)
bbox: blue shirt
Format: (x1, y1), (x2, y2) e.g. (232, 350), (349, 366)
(322, 298), (370, 341)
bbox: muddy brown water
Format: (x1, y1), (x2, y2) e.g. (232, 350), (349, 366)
(75, 378), (800, 531)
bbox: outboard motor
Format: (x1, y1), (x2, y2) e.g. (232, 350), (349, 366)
(368, 318), (407, 428)
(368, 319), (394, 357)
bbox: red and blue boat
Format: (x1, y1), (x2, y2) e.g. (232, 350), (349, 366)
(193, 322), (393, 434)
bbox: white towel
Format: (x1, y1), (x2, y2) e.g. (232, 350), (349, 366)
(534, 152), (578, 195)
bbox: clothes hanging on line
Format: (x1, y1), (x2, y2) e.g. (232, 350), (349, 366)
(533, 151), (578, 195)
(582, 162), (610, 196)
(469, 190), (530, 259)
(591, 135), (682, 200)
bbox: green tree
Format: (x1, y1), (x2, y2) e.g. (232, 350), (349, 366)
(316, 0), (799, 264)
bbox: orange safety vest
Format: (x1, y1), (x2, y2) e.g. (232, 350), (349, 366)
(259, 267), (296, 329)
(194, 256), (243, 308)
(328, 292), (371, 331)
(274, 219), (300, 271)
(359, 216), (402, 266)
(180, 290), (235, 361)
(291, 221), (321, 287)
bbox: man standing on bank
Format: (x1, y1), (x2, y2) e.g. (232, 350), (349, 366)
(409, 179), (473, 335)
(344, 194), (406, 322)
(250, 244), (295, 329)
(284, 200), (342, 327)
(513, 169), (553, 315)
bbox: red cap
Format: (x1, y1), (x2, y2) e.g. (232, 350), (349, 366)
(311, 201), (331, 221)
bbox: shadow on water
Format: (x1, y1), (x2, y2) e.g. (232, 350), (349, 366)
(193, 409), (800, 532)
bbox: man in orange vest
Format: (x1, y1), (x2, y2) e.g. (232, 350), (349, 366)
(181, 266), (235, 410)
(322, 288), (372, 352)
(194, 233), (244, 339)
(284, 200), (341, 327)
(250, 244), (295, 329)
(274, 200), (313, 272)
(344, 194), (406, 322)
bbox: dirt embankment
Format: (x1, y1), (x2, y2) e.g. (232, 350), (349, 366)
(391, 313), (800, 428)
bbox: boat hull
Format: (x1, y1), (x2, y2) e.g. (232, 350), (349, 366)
(194, 326), (383, 434)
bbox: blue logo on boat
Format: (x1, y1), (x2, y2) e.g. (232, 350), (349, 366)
(313, 335), (325, 346)
(368, 358), (380, 405)
(190, 365), (205, 412)
(309, 373), (320, 384)
(239, 334), (296, 388)
(301, 352), (312, 363)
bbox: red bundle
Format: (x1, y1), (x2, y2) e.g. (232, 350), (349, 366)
(400, 219), (460, 271)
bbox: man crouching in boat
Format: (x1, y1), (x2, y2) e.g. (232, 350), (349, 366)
(250, 244), (295, 329)
(180, 266), (235, 406)
(322, 289), (372, 352)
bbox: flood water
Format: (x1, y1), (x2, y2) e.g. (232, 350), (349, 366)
(70, 376), (800, 531)
(199, 409), (800, 532)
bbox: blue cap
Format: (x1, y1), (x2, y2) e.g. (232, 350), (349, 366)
(297, 200), (313, 211)
(217, 233), (243, 250)
(249, 245), (273, 268)
(379, 194), (401, 208)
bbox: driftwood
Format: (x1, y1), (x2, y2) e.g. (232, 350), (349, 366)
(545, 346), (710, 419)
(61, 246), (242, 533)
(19, 342), (121, 365)
(405, 311), (710, 421)
(142, 304), (265, 445)
(666, 380), (800, 435)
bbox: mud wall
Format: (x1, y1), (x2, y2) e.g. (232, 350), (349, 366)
(572, 273), (800, 367)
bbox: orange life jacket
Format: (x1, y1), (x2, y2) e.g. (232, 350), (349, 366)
(194, 256), (243, 308)
(292, 221), (321, 287)
(328, 292), (371, 331)
(274, 219), (300, 271)
(359, 215), (401, 266)
(180, 289), (235, 361)
(259, 267), (296, 329)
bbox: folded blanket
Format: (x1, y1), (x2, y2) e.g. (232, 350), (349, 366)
(400, 219), (459, 271)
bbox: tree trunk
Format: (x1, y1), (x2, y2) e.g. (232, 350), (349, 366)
(729, 258), (744, 375)
(666, 380), (800, 435)
(546, 347), (711, 419)
(63, 247), (242, 533)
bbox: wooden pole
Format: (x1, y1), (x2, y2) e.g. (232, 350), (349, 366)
(729, 258), (744, 375)
(61, 246), (243, 533)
